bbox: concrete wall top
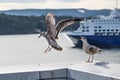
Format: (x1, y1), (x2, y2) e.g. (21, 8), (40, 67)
(0, 61), (119, 80)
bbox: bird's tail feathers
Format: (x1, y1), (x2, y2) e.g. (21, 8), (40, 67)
(51, 45), (63, 51)
(54, 46), (62, 51)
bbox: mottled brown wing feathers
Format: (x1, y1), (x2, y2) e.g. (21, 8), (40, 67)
(89, 46), (99, 53)
(89, 47), (96, 53)
(55, 18), (84, 39)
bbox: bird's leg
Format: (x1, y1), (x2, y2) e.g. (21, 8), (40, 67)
(48, 47), (52, 52)
(44, 45), (51, 53)
(86, 54), (91, 63)
(91, 55), (94, 63)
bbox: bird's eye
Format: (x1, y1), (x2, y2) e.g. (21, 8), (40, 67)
(83, 37), (86, 39)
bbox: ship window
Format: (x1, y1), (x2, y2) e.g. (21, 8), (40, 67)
(82, 30), (85, 32)
(111, 29), (114, 31)
(95, 30), (97, 32)
(86, 30), (89, 32)
(103, 29), (105, 31)
(99, 26), (101, 28)
(86, 26), (89, 28)
(116, 29), (119, 31)
(95, 33), (99, 35)
(99, 30), (101, 32)
(95, 26), (97, 28)
(107, 30), (110, 31)
(82, 26), (85, 28)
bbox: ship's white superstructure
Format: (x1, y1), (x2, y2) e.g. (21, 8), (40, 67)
(75, 8), (120, 36)
(67, 2), (120, 48)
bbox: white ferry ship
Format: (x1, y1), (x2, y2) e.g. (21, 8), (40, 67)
(67, 7), (120, 48)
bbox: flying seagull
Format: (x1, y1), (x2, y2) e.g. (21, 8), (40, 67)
(38, 13), (84, 53)
(80, 37), (102, 63)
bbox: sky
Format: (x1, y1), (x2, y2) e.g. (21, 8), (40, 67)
(0, 0), (119, 10)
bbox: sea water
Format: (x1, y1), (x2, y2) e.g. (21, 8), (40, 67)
(0, 33), (119, 67)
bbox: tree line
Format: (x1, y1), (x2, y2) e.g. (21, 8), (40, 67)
(0, 13), (80, 35)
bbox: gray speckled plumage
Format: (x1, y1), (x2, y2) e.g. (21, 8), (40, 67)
(81, 37), (102, 63)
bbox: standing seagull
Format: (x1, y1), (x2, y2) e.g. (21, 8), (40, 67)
(38, 13), (84, 53)
(80, 37), (102, 63)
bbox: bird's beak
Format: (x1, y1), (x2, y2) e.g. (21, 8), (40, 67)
(80, 36), (85, 40)
(38, 34), (41, 38)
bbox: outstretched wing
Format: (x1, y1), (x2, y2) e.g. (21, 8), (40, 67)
(55, 18), (84, 39)
(45, 13), (56, 35)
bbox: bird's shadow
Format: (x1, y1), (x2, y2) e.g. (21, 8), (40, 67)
(94, 61), (110, 69)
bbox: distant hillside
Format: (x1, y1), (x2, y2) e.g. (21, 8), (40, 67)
(0, 8), (112, 35)
(0, 14), (79, 35)
(0, 9), (111, 17)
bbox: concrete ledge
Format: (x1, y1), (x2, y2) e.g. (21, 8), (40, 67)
(68, 61), (120, 80)
(0, 72), (39, 80)
(0, 69), (67, 80)
(0, 62), (119, 80)
(39, 69), (67, 79)
(68, 69), (119, 80)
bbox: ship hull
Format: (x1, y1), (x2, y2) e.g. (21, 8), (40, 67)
(67, 34), (120, 48)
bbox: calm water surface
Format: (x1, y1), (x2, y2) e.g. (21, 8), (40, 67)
(0, 33), (119, 67)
